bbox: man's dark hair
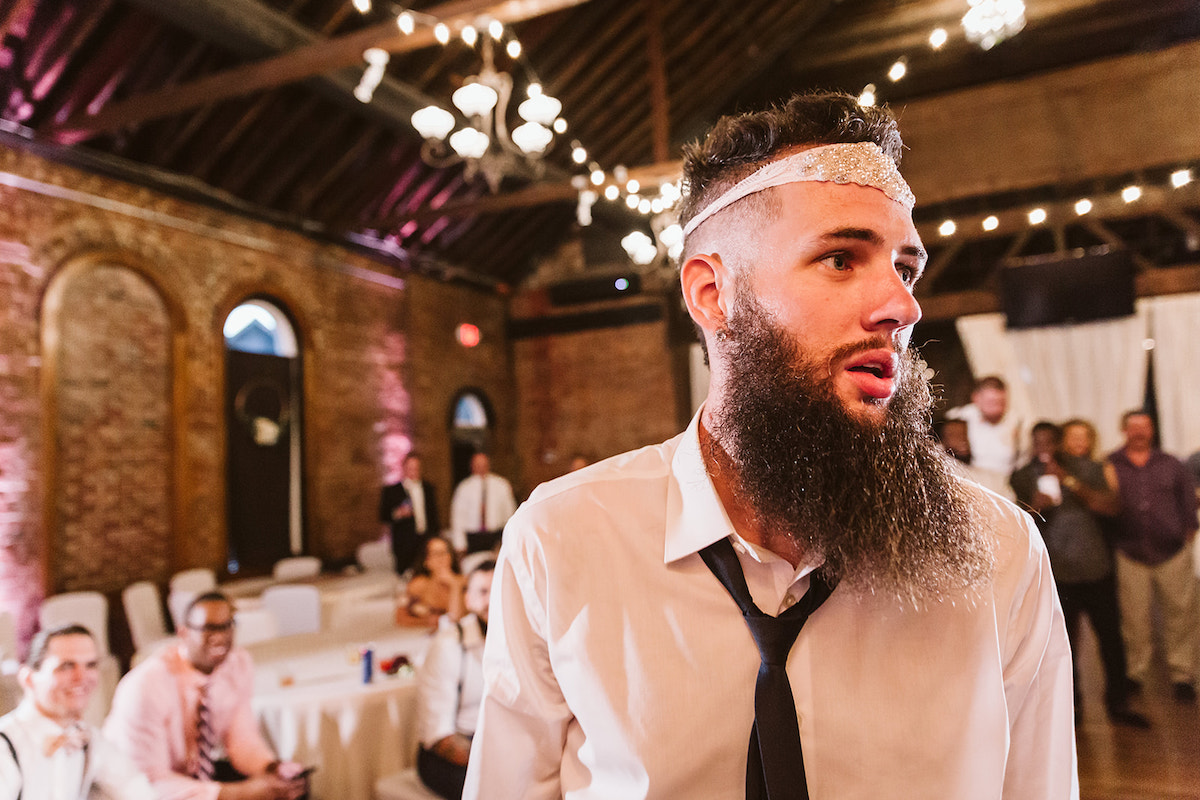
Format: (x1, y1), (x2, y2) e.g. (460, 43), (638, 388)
(678, 91), (904, 230)
(468, 559), (498, 579)
(183, 590), (233, 623)
(1120, 408), (1149, 427)
(1031, 420), (1061, 440)
(973, 376), (1007, 393)
(26, 623), (94, 670)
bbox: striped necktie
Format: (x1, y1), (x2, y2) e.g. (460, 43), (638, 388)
(195, 681), (217, 781)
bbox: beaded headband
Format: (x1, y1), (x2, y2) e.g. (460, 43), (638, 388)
(681, 141), (916, 238)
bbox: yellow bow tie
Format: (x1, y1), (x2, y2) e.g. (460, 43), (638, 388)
(44, 722), (89, 757)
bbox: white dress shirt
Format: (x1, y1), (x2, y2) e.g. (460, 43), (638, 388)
(416, 614), (486, 748)
(0, 699), (155, 800)
(946, 403), (1022, 496)
(403, 478), (430, 535)
(464, 411), (1078, 800)
(450, 473), (517, 552)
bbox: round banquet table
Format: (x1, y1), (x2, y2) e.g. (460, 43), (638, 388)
(249, 621), (432, 800)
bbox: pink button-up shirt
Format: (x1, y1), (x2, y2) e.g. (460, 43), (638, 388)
(104, 643), (276, 800)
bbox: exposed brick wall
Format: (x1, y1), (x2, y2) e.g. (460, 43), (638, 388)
(52, 263), (172, 592)
(0, 241), (46, 647)
(511, 298), (685, 492)
(0, 144), (517, 649)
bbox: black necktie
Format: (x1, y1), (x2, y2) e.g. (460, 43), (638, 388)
(699, 537), (837, 800)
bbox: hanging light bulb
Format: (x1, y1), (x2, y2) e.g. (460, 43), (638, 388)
(449, 127), (490, 159)
(461, 25), (478, 46)
(488, 19), (504, 40)
(511, 121), (553, 154)
(397, 12), (415, 34)
(352, 0), (371, 13)
(506, 39), (522, 58)
(929, 28), (948, 49)
(982, 215), (999, 231)
(452, 81), (499, 117)
(434, 23), (451, 44)
(411, 106), (455, 140)
(858, 84), (877, 107)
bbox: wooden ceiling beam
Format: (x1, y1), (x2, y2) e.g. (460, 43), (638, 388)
(51, 0), (590, 138)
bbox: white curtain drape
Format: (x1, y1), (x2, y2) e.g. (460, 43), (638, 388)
(955, 308), (1151, 457)
(1145, 292), (1200, 459)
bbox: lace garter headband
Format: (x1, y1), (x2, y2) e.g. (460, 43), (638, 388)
(681, 141), (916, 238)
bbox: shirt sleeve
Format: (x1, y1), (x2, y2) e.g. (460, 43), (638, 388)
(463, 525), (572, 800)
(416, 618), (465, 747)
(1175, 460), (1199, 534)
(103, 666), (221, 800)
(449, 481), (469, 553)
(0, 736), (17, 800)
(92, 730), (159, 800)
(222, 653), (278, 777)
(999, 513), (1080, 799)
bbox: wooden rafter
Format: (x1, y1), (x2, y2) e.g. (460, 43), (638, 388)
(50, 0), (591, 139)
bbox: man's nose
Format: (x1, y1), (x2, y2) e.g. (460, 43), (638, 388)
(864, 264), (922, 334)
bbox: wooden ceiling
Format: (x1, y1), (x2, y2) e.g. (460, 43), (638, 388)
(2, 0), (1199, 296)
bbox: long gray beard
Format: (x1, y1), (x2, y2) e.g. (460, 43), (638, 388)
(709, 295), (993, 605)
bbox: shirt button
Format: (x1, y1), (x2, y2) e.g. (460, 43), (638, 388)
(782, 594), (797, 609)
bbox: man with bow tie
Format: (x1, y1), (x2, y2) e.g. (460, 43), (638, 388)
(0, 623), (155, 799)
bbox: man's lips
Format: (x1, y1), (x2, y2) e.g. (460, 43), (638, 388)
(842, 349), (899, 400)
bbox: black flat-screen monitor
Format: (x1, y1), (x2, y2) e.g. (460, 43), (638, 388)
(1000, 249), (1136, 329)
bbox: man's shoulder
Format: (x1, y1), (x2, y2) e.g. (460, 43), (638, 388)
(957, 475), (1044, 570)
(506, 433), (684, 543)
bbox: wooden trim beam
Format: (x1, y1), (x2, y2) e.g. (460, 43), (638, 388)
(51, 0), (589, 138)
(642, 0), (671, 165)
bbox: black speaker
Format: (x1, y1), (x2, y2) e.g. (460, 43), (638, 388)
(1000, 249), (1135, 329)
(547, 274), (641, 305)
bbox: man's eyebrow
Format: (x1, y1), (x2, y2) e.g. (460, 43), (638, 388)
(820, 227), (928, 266)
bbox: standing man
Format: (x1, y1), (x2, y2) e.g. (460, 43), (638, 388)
(105, 592), (309, 799)
(0, 624), (156, 799)
(1010, 422), (1145, 726)
(465, 92), (1075, 799)
(947, 376), (1021, 499)
(450, 453), (516, 555)
(1107, 410), (1199, 703)
(380, 453), (441, 574)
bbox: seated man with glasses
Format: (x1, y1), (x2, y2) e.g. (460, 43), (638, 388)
(105, 591), (308, 800)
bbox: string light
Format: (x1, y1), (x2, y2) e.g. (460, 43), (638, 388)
(353, 0), (371, 12)
(1028, 208), (1047, 224)
(604, 184), (620, 201)
(858, 84), (877, 107)
(982, 215), (999, 231)
(1122, 185), (1142, 203)
(1171, 169), (1193, 188)
(461, 24), (477, 46)
(433, 23), (450, 44)
(488, 19), (504, 40)
(506, 39), (521, 58)
(938, 219), (956, 236)
(1074, 198), (1092, 215)
(396, 11), (415, 34)
(888, 59), (907, 82)
(929, 28), (948, 49)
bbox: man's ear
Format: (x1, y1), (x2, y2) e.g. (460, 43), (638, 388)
(680, 251), (734, 337)
(17, 665), (33, 693)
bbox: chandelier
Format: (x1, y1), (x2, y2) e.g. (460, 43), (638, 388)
(961, 0), (1026, 50)
(410, 35), (563, 192)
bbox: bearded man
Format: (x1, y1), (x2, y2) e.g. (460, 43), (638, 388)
(464, 92), (1077, 800)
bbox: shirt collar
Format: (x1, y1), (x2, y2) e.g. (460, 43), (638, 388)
(14, 697), (86, 738)
(662, 407), (826, 579)
(664, 407), (736, 564)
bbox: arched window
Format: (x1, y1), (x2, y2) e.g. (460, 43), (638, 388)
(223, 299), (298, 357)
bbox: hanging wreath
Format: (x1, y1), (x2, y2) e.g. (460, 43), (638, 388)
(234, 378), (291, 447)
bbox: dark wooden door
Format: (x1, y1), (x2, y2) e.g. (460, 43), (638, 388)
(226, 350), (298, 575)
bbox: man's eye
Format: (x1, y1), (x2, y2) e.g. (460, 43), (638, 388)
(897, 265), (918, 285)
(823, 253), (850, 271)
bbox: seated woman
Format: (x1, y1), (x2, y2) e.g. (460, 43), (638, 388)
(415, 560), (495, 800)
(395, 536), (464, 627)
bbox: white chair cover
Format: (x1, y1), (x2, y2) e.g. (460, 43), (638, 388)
(260, 585), (321, 636)
(234, 607), (280, 645)
(39, 591), (110, 656)
(272, 556), (322, 581)
(357, 540), (395, 573)
(374, 768), (442, 800)
(122, 580), (170, 652)
(169, 567), (217, 595)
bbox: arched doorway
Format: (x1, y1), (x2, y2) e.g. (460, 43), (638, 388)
(449, 390), (493, 489)
(223, 299), (303, 576)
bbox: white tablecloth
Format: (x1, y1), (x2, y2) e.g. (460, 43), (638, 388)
(249, 622), (431, 800)
(225, 572), (400, 632)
